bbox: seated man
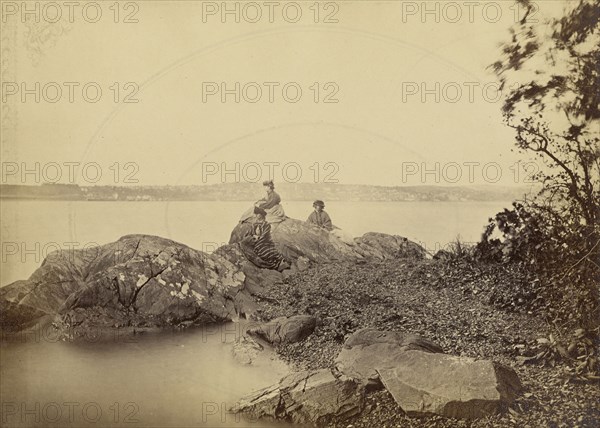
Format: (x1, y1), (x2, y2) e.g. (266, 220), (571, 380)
(307, 200), (333, 231)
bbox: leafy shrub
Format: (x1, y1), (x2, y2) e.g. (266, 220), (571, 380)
(476, 199), (599, 377)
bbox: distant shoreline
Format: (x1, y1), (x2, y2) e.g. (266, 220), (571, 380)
(1, 198), (516, 203)
(0, 183), (536, 203)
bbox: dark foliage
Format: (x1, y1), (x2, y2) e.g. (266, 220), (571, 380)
(481, 0), (600, 379)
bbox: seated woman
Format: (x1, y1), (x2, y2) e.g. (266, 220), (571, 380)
(306, 199), (355, 245)
(240, 180), (286, 224)
(240, 207), (290, 271)
(307, 200), (333, 231)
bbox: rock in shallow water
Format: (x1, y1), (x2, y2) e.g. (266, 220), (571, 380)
(233, 369), (365, 425)
(247, 315), (317, 344)
(232, 335), (264, 365)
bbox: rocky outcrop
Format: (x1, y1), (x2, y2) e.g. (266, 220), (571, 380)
(334, 329), (522, 419)
(354, 233), (427, 260)
(247, 315), (317, 344)
(229, 218), (426, 263)
(1, 218), (425, 333)
(233, 369), (365, 426)
(0, 245), (106, 331)
(2, 216), (524, 424)
(1, 235), (249, 335)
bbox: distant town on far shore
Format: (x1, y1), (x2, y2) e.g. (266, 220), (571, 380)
(0, 183), (538, 202)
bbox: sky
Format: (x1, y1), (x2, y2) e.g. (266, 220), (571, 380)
(1, 0), (570, 187)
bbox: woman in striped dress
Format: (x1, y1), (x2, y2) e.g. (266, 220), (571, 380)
(251, 207), (289, 271)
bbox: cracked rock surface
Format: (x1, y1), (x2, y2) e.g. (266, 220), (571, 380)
(1, 235), (248, 336)
(233, 369), (365, 425)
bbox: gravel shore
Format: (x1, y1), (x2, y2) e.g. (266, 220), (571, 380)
(254, 258), (599, 427)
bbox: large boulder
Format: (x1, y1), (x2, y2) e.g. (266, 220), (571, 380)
(0, 235), (252, 334)
(334, 328), (523, 419)
(247, 315), (317, 344)
(233, 369), (365, 425)
(376, 351), (523, 419)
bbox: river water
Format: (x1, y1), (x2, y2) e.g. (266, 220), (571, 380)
(1, 323), (289, 427)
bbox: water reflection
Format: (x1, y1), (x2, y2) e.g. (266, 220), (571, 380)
(1, 323), (290, 427)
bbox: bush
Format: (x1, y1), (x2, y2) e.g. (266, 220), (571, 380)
(475, 199), (599, 377)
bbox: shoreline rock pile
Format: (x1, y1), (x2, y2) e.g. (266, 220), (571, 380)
(234, 328), (523, 424)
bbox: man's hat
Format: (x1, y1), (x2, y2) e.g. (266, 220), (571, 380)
(313, 200), (325, 208)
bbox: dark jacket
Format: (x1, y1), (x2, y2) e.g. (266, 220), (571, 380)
(307, 210), (333, 231)
(257, 191), (281, 210)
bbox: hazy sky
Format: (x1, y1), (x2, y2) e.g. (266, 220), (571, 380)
(1, 0), (568, 187)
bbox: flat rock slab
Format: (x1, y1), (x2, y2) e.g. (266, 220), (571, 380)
(335, 328), (443, 383)
(233, 369), (364, 426)
(376, 351), (523, 419)
(247, 315), (317, 344)
(334, 328), (522, 419)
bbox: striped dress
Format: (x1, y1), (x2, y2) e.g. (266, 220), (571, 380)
(253, 221), (285, 269)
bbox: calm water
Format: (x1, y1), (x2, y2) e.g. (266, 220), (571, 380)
(0, 323), (289, 427)
(0, 199), (512, 428)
